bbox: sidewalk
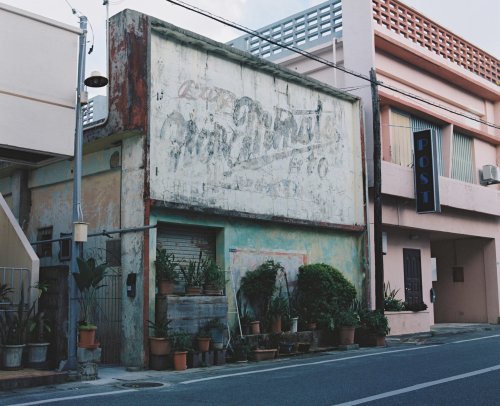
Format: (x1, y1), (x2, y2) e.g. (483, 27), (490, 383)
(2, 323), (499, 391)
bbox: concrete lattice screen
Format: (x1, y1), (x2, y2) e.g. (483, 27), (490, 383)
(372, 0), (499, 84)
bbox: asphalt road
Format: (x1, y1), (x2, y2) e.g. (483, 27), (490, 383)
(3, 330), (500, 406)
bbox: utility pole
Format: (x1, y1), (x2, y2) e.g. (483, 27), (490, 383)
(67, 15), (88, 371)
(370, 68), (384, 313)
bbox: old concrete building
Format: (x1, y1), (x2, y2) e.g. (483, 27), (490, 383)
(1, 9), (367, 367)
(230, 0), (500, 334)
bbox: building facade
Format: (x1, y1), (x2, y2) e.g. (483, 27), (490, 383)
(230, 0), (500, 334)
(1, 9), (367, 367)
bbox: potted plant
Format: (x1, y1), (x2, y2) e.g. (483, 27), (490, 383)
(202, 258), (225, 295)
(180, 255), (203, 295)
(172, 332), (193, 371)
(0, 284), (42, 370)
(27, 310), (51, 366)
(364, 310), (390, 347)
(268, 294), (288, 334)
(240, 260), (282, 332)
(337, 307), (360, 345)
(383, 282), (406, 311)
(196, 329), (212, 352)
(74, 256), (108, 348)
(147, 315), (172, 356)
(296, 264), (357, 331)
(155, 248), (179, 295)
(230, 335), (250, 362)
(205, 318), (226, 350)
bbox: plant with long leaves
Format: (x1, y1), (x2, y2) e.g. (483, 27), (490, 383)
(74, 257), (108, 328)
(0, 282), (48, 345)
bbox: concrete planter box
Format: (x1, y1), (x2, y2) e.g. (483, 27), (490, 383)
(386, 311), (431, 336)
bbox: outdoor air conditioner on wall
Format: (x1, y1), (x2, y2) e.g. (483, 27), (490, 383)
(481, 165), (500, 184)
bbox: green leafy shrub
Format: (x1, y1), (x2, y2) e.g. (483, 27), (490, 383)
(239, 260), (283, 322)
(361, 310), (390, 336)
(296, 263), (357, 329)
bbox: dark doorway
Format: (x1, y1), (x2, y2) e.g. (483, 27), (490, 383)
(39, 266), (68, 369)
(403, 249), (423, 307)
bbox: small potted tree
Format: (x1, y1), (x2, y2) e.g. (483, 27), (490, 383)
(147, 315), (172, 356)
(196, 329), (212, 352)
(337, 308), (360, 345)
(155, 249), (179, 295)
(27, 310), (51, 366)
(180, 257), (203, 295)
(74, 257), (108, 348)
(268, 294), (288, 334)
(202, 258), (225, 295)
(172, 332), (192, 371)
(362, 310), (390, 347)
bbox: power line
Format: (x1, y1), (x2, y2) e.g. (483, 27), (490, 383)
(165, 0), (500, 131)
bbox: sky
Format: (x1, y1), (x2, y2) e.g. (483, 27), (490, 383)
(2, 0), (498, 95)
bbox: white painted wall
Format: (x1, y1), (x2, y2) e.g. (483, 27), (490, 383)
(0, 3), (79, 158)
(149, 33), (364, 226)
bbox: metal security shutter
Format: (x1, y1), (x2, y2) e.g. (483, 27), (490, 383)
(451, 132), (475, 184)
(157, 224), (217, 264)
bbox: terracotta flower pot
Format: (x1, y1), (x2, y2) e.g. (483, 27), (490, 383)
(158, 279), (175, 295)
(78, 326), (97, 348)
(339, 326), (356, 345)
(197, 337), (211, 352)
(252, 348), (277, 361)
(250, 321), (261, 335)
(307, 322), (317, 331)
(376, 335), (386, 347)
(149, 337), (172, 356)
(173, 351), (187, 371)
(271, 317), (282, 334)
(185, 286), (202, 295)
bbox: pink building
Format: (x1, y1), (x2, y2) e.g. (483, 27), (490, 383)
(231, 0), (500, 334)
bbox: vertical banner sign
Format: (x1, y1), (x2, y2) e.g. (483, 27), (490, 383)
(413, 129), (440, 213)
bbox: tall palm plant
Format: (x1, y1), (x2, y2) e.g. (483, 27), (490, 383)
(74, 257), (108, 328)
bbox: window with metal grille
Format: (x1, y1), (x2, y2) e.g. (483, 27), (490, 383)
(37, 226), (53, 258)
(58, 232), (71, 261)
(106, 239), (122, 267)
(451, 132), (475, 183)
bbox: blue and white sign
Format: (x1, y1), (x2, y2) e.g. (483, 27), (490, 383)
(413, 129), (440, 213)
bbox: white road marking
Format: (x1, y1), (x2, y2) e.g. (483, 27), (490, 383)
(451, 334), (500, 344)
(6, 389), (137, 406)
(331, 364), (500, 406)
(181, 346), (438, 384)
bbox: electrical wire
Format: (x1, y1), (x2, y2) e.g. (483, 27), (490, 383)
(165, 0), (500, 131)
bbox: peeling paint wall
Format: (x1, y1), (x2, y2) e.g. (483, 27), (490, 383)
(149, 33), (364, 226)
(151, 210), (365, 327)
(120, 135), (146, 366)
(25, 148), (121, 267)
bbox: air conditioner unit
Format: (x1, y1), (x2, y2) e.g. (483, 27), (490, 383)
(482, 165), (500, 184)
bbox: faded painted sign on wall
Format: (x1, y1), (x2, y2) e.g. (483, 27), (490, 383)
(149, 33), (364, 226)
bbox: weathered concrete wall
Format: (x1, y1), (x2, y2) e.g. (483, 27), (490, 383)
(151, 210), (366, 329)
(25, 148), (121, 268)
(120, 135), (147, 367)
(149, 32), (364, 227)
